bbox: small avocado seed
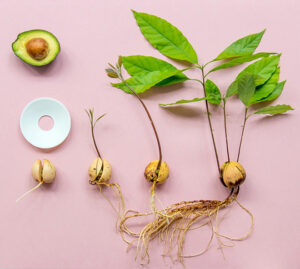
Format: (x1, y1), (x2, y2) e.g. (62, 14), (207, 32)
(26, 38), (49, 60)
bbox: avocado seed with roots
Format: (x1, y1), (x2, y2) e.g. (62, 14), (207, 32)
(16, 159), (56, 202)
(32, 159), (56, 184)
(88, 157), (112, 184)
(144, 160), (169, 184)
(26, 38), (49, 60)
(220, 161), (246, 188)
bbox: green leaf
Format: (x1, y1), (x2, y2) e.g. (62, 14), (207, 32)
(94, 113), (106, 126)
(209, 52), (274, 73)
(205, 80), (221, 105)
(254, 104), (294, 115)
(237, 73), (256, 106)
(105, 68), (118, 78)
(226, 80), (239, 98)
(249, 67), (280, 104)
(122, 55), (175, 76)
(260, 81), (286, 102)
(160, 97), (206, 107)
(226, 74), (264, 98)
(132, 10), (198, 63)
(114, 55), (189, 93)
(156, 73), (188, 86)
(122, 55), (188, 87)
(214, 29), (266, 61)
(118, 56), (122, 67)
(112, 69), (181, 94)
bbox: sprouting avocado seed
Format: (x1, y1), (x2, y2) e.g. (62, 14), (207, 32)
(16, 159), (56, 202)
(26, 38), (49, 60)
(88, 157), (112, 184)
(144, 160), (169, 184)
(220, 161), (246, 188)
(32, 159), (56, 184)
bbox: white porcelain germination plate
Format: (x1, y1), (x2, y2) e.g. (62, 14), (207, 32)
(20, 97), (71, 149)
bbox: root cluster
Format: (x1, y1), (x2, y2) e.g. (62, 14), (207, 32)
(90, 180), (126, 228)
(119, 187), (253, 264)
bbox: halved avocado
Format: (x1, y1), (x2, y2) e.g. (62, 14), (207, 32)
(12, 29), (60, 66)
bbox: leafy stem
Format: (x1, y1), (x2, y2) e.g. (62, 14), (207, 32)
(237, 107), (248, 162)
(86, 109), (105, 160)
(223, 98), (230, 162)
(200, 66), (221, 175)
(110, 62), (163, 171)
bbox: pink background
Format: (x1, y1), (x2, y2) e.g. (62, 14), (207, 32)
(0, 0), (299, 268)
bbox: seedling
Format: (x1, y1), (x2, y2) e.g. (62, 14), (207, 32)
(86, 109), (125, 225)
(106, 57), (169, 217)
(108, 10), (294, 264)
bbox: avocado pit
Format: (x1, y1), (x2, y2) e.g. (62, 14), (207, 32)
(26, 38), (49, 60)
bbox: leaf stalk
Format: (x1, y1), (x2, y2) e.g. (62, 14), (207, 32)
(223, 98), (230, 162)
(237, 107), (248, 162)
(86, 109), (103, 160)
(200, 66), (221, 175)
(116, 68), (163, 171)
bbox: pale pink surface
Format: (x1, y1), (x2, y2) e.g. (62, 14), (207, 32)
(0, 0), (299, 268)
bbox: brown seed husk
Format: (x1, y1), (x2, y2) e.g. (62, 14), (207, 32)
(101, 159), (112, 182)
(32, 160), (43, 182)
(88, 157), (103, 181)
(88, 157), (112, 183)
(220, 161), (246, 188)
(144, 160), (169, 184)
(42, 159), (56, 183)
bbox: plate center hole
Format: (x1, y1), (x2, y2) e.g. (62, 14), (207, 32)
(39, 115), (54, 131)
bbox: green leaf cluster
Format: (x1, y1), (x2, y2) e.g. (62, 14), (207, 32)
(112, 55), (187, 94)
(205, 80), (221, 105)
(109, 10), (293, 116)
(112, 10), (198, 94)
(225, 54), (294, 115)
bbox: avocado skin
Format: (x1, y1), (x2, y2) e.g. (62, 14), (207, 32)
(12, 29), (60, 66)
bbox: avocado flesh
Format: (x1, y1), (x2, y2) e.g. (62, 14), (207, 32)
(12, 30), (60, 66)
